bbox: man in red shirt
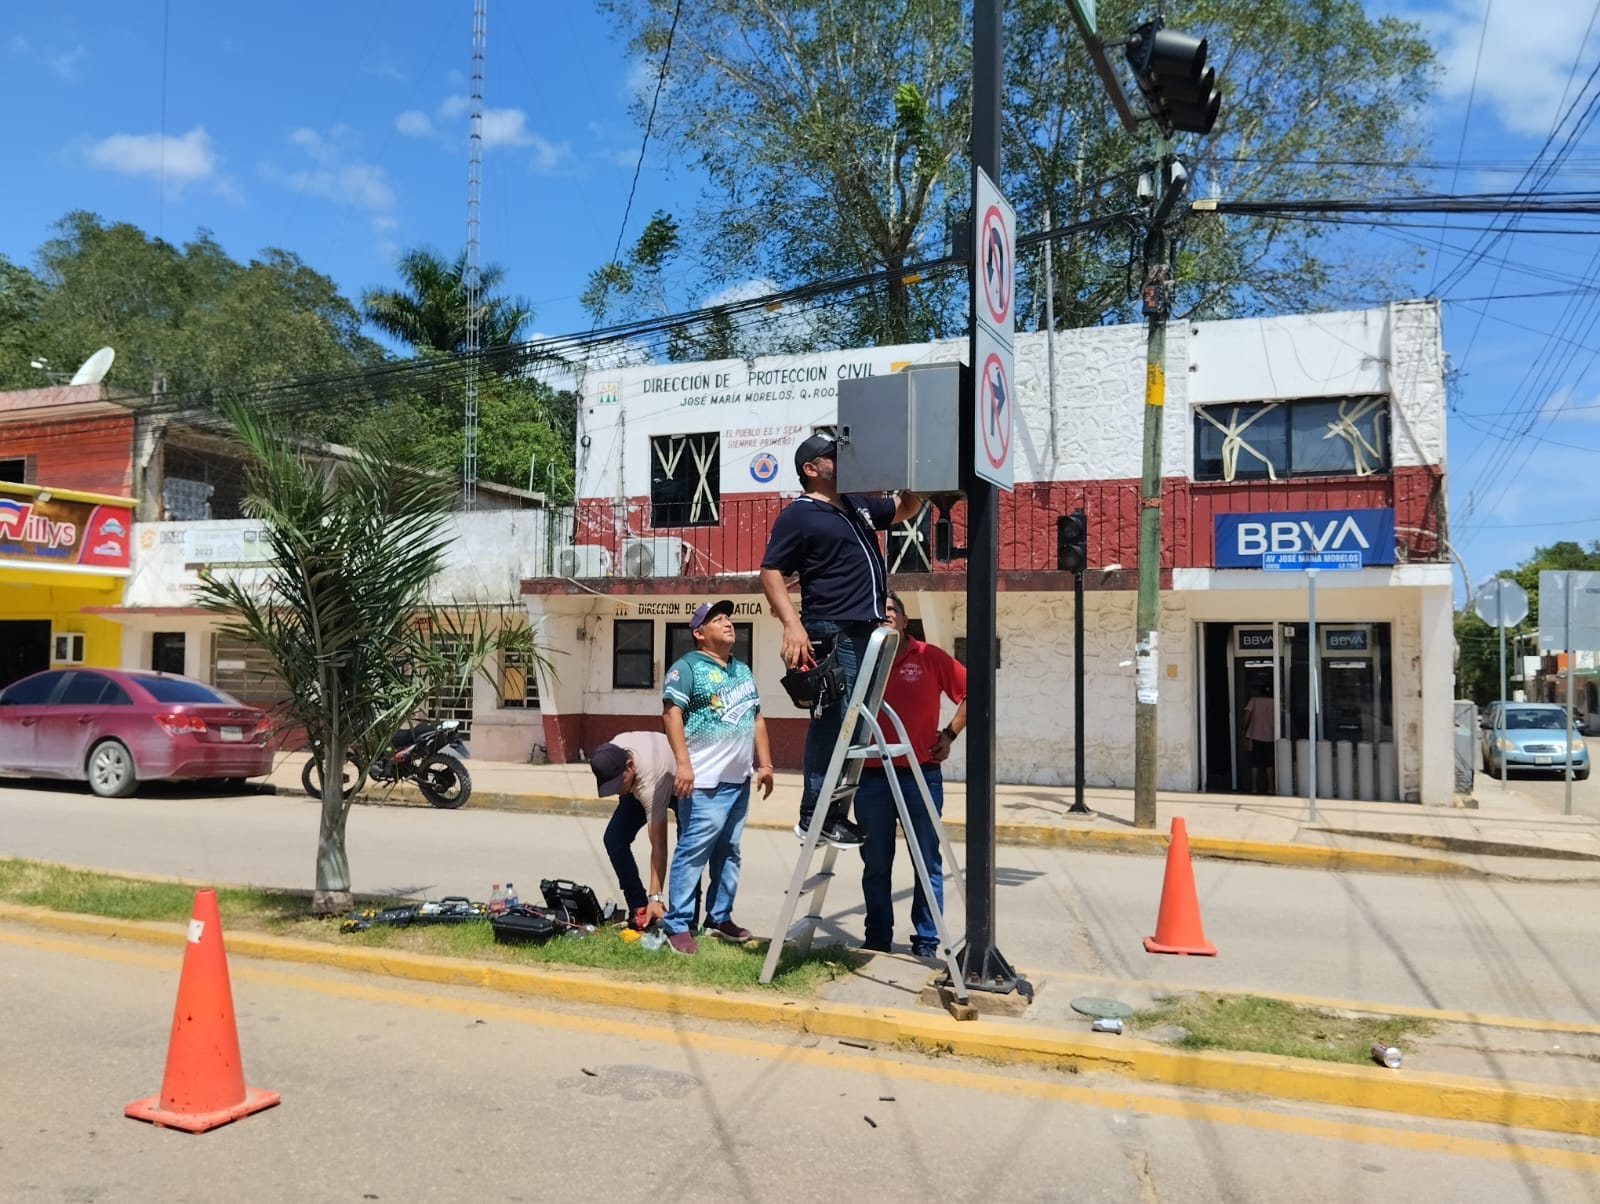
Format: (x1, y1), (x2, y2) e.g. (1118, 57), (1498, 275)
(857, 592), (966, 958)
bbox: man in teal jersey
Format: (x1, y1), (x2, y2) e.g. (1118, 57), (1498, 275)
(660, 599), (775, 954)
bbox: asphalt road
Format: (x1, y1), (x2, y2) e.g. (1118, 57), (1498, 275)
(3, 780), (1598, 1027)
(5, 925), (1599, 1203)
(1489, 766), (1600, 820)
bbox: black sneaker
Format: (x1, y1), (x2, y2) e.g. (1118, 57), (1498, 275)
(819, 818), (863, 848)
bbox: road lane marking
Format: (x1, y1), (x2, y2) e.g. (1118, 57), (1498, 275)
(6, 926), (1599, 1174)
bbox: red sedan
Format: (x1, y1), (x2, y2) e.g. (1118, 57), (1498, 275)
(0, 668), (274, 797)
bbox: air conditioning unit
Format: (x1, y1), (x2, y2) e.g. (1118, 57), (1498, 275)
(556, 544), (613, 578)
(620, 538), (683, 578)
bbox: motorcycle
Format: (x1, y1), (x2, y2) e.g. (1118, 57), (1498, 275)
(301, 718), (473, 809)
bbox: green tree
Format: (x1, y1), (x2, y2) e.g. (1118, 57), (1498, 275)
(600, 0), (971, 347)
(602, 0), (1437, 341)
(1455, 541), (1600, 705)
(362, 248), (533, 355)
(194, 401), (540, 912)
(2, 211), (382, 399)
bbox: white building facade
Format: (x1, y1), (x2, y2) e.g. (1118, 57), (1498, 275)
(523, 299), (1454, 803)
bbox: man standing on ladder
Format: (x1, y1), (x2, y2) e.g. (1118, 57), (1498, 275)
(760, 433), (922, 848)
(857, 592), (967, 957)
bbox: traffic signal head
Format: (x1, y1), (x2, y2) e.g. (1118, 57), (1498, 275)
(1057, 510), (1087, 574)
(1125, 19), (1221, 136)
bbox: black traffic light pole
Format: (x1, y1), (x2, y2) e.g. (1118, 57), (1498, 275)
(959, 0), (1024, 999)
(1056, 509), (1093, 814)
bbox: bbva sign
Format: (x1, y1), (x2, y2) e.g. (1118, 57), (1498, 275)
(1214, 508), (1395, 569)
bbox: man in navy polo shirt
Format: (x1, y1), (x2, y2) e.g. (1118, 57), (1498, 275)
(759, 433), (921, 847)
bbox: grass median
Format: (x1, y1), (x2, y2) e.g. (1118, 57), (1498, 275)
(0, 858), (856, 995)
(1130, 992), (1438, 1065)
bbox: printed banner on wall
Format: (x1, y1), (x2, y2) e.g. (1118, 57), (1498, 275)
(0, 486), (133, 571)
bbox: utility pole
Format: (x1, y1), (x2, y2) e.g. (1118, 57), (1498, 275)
(1132, 151), (1186, 829)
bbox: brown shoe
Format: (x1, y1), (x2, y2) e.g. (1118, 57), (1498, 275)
(706, 919), (753, 942)
(665, 930), (699, 955)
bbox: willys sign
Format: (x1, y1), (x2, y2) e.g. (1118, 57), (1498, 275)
(0, 485), (133, 572)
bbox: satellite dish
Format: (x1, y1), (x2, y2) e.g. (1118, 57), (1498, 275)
(70, 347), (115, 386)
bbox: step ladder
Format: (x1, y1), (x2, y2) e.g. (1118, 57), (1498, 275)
(759, 625), (969, 1002)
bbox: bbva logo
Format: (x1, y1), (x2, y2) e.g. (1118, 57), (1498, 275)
(1234, 515), (1371, 556)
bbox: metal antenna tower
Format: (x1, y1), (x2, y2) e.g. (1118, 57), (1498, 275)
(462, 0), (486, 510)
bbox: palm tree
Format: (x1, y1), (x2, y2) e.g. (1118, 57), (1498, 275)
(195, 401), (456, 914)
(362, 248), (533, 355)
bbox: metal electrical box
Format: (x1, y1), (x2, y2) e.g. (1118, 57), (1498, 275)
(835, 363), (962, 493)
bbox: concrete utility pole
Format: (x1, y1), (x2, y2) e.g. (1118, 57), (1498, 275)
(1132, 149), (1185, 830)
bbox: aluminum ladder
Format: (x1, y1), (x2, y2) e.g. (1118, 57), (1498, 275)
(759, 625), (968, 1001)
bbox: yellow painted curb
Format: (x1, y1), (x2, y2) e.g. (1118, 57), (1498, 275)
(7, 903), (1596, 1138)
(334, 786), (1490, 879)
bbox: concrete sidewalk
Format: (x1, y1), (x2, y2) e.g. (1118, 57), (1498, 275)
(265, 751), (1600, 881)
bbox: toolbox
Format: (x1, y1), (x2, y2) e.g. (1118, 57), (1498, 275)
(539, 878), (605, 926)
(340, 895), (484, 933)
(488, 906), (561, 945)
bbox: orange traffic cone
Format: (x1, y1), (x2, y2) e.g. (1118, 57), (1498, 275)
(1143, 817), (1217, 956)
(126, 888), (280, 1132)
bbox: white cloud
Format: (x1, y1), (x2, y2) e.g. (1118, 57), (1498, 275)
(49, 45), (86, 80)
(480, 108), (533, 148)
(265, 126), (396, 211)
(395, 109), (434, 137)
(399, 96), (570, 169)
(1415, 0), (1600, 138)
(84, 126), (218, 192)
(362, 58), (406, 82)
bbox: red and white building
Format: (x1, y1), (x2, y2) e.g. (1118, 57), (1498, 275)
(523, 299), (1456, 804)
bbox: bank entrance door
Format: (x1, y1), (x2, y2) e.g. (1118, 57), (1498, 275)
(0, 620), (51, 690)
(1200, 621), (1392, 796)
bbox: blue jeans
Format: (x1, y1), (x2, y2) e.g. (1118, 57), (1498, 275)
(856, 764), (944, 954)
(664, 779), (749, 935)
(800, 620), (877, 824)
(603, 794), (702, 924)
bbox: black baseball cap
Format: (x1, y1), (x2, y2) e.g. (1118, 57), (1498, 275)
(690, 598), (735, 630)
(590, 743), (630, 797)
(794, 433), (836, 476)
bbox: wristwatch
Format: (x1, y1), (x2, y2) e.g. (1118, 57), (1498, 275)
(647, 893), (664, 903)
(941, 725), (959, 742)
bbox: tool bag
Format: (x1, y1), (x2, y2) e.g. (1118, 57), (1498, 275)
(779, 635), (846, 712)
(539, 878), (605, 926)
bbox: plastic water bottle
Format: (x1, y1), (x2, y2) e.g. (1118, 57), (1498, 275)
(1371, 1043), (1402, 1069)
(639, 931), (666, 952)
(488, 883), (506, 916)
(504, 882), (519, 910)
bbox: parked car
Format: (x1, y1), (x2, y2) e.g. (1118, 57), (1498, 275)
(1479, 702), (1589, 779)
(0, 669), (274, 798)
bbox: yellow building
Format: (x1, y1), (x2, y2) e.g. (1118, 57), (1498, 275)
(0, 481), (135, 689)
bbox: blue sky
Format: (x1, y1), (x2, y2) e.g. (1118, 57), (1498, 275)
(1, 1), (1596, 599)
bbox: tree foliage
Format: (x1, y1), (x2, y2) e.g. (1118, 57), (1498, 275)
(602, 0), (1437, 344)
(362, 247), (533, 354)
(0, 211), (383, 398)
(1454, 541), (1600, 705)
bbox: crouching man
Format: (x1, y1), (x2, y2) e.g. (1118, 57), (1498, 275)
(660, 599), (775, 954)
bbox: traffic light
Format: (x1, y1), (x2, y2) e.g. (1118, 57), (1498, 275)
(1124, 19), (1220, 136)
(1057, 509), (1087, 574)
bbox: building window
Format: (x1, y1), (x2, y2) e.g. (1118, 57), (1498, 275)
(500, 646), (541, 709)
(665, 622), (754, 671)
(424, 634), (474, 733)
(887, 509), (932, 572)
(650, 433), (721, 527)
(952, 636), (999, 670)
(0, 457), (28, 484)
(613, 619), (655, 689)
(1194, 395), (1390, 482)
(51, 632), (86, 664)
